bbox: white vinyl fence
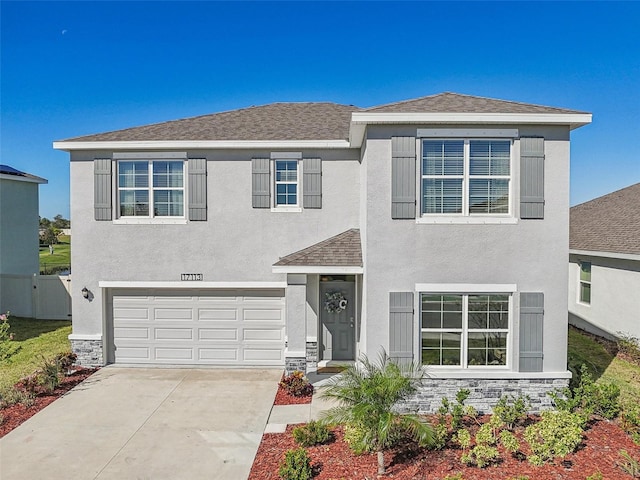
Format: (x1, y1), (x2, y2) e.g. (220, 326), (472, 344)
(0, 274), (71, 320)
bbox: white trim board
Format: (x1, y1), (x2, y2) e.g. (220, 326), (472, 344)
(415, 283), (517, 293)
(53, 140), (351, 151)
(98, 281), (288, 289)
(272, 266), (364, 274)
(570, 249), (640, 262)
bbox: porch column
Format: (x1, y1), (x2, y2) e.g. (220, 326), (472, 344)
(284, 274), (307, 374)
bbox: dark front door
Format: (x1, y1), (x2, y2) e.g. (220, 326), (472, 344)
(320, 280), (355, 361)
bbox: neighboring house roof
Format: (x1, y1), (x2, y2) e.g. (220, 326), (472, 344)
(61, 103), (360, 142)
(363, 92), (588, 114)
(0, 164), (47, 184)
(55, 92), (590, 146)
(274, 229), (362, 267)
(570, 183), (640, 256)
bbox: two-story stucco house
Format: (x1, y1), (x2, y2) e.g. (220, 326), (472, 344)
(0, 164), (48, 317)
(54, 93), (591, 412)
(569, 183), (640, 341)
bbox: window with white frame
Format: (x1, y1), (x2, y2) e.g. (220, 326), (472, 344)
(118, 160), (184, 217)
(274, 160), (299, 206)
(422, 139), (511, 215)
(579, 261), (591, 304)
(420, 293), (510, 367)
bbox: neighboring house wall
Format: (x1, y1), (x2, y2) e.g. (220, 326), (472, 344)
(0, 175), (42, 316)
(69, 149), (360, 358)
(569, 253), (640, 340)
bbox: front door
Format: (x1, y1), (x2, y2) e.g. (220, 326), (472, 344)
(320, 280), (355, 361)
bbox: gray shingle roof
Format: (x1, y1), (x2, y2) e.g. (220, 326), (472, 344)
(570, 183), (640, 256)
(363, 92), (588, 114)
(274, 229), (362, 267)
(63, 103), (360, 142)
(59, 93), (589, 143)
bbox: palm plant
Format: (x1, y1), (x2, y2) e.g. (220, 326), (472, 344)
(320, 350), (434, 474)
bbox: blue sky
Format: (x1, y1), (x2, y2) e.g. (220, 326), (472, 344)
(1, 1), (639, 219)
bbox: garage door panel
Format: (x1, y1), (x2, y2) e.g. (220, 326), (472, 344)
(114, 327), (150, 339)
(199, 328), (238, 341)
(155, 347), (193, 361)
(154, 308), (193, 320)
(116, 346), (151, 361)
(199, 348), (238, 361)
(243, 328), (283, 341)
(113, 307), (149, 320)
(112, 289), (284, 366)
(155, 328), (193, 340)
(198, 309), (238, 321)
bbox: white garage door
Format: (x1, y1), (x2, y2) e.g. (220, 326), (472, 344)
(111, 289), (285, 365)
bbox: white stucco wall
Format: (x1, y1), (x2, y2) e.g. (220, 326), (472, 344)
(69, 149), (361, 337)
(569, 253), (640, 340)
(360, 125), (571, 374)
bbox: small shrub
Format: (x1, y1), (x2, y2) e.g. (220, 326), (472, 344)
(432, 422), (448, 450)
(292, 421), (331, 447)
(0, 311), (20, 362)
(280, 371), (313, 397)
(620, 404), (640, 444)
(455, 428), (471, 449)
(524, 410), (584, 465)
(550, 364), (620, 419)
(462, 444), (500, 468)
(279, 447), (313, 480)
(343, 422), (372, 455)
(618, 450), (640, 478)
(499, 429), (520, 454)
(493, 394), (530, 429)
(39, 355), (63, 392)
(55, 351), (77, 372)
(16, 372), (42, 395)
(439, 388), (476, 433)
(475, 423), (497, 446)
(617, 332), (640, 364)
(0, 385), (35, 408)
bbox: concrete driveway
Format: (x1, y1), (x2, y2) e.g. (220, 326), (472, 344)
(0, 367), (282, 480)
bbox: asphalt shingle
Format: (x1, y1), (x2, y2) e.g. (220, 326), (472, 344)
(274, 229), (362, 267)
(570, 183), (640, 256)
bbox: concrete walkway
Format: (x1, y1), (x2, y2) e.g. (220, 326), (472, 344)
(0, 367), (281, 480)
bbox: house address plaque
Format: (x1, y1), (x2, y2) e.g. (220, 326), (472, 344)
(181, 273), (203, 281)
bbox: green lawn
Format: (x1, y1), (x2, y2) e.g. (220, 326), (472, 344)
(0, 317), (72, 390)
(568, 325), (640, 407)
(39, 236), (71, 274)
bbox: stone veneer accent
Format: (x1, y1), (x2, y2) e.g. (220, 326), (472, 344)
(285, 356), (307, 375)
(70, 339), (103, 367)
(397, 378), (570, 414)
(305, 341), (318, 372)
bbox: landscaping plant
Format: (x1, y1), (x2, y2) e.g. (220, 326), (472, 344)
(523, 410), (585, 466)
(278, 447), (313, 480)
(320, 350), (434, 474)
(292, 421), (332, 447)
(280, 371), (314, 397)
(618, 450), (640, 478)
(0, 312), (20, 362)
(617, 332), (640, 364)
(493, 394), (530, 429)
(620, 403), (640, 444)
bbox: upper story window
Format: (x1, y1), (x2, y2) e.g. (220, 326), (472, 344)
(579, 261), (592, 304)
(118, 160), (184, 218)
(275, 160), (299, 207)
(422, 139), (511, 216)
(420, 293), (510, 367)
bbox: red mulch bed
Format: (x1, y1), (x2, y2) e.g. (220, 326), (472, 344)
(0, 368), (98, 438)
(249, 419), (640, 479)
(274, 383), (313, 405)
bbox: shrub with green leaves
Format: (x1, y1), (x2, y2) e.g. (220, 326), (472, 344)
(458, 421), (501, 468)
(278, 448), (313, 480)
(493, 394), (530, 429)
(620, 404), (640, 444)
(343, 422), (372, 455)
(0, 385), (35, 408)
(550, 364), (620, 419)
(461, 444), (500, 468)
(0, 311), (20, 362)
(280, 371), (313, 397)
(499, 429), (520, 454)
(617, 332), (640, 364)
(438, 388), (477, 434)
(524, 410), (584, 465)
(432, 422), (449, 450)
(292, 421), (332, 447)
(39, 355), (62, 392)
